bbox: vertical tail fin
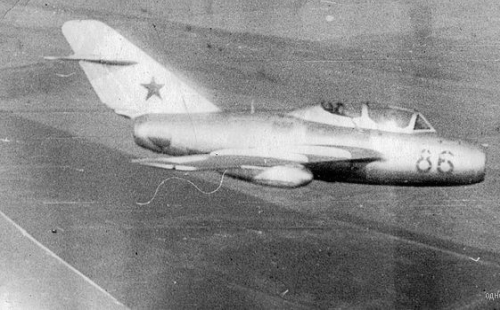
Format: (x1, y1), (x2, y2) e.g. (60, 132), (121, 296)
(54, 20), (219, 118)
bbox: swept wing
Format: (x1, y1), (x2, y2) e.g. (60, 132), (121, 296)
(132, 145), (383, 171)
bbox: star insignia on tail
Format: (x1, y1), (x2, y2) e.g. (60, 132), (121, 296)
(141, 77), (164, 100)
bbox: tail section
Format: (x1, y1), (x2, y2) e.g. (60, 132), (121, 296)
(52, 20), (220, 118)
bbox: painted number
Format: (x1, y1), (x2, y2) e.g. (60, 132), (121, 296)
(437, 151), (454, 174)
(416, 149), (432, 173)
(416, 149), (454, 174)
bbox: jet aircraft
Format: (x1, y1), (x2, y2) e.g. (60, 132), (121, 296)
(47, 20), (486, 188)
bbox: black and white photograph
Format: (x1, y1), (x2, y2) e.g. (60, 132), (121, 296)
(1, 0), (499, 309)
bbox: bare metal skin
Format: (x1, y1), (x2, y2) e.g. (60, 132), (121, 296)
(48, 20), (485, 188)
(133, 108), (485, 186)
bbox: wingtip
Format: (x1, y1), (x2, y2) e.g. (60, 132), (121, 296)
(132, 159), (198, 171)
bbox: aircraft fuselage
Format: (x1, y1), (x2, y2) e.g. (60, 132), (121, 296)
(133, 112), (485, 186)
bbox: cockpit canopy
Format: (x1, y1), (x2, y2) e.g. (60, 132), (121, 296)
(367, 105), (433, 132)
(290, 101), (436, 134)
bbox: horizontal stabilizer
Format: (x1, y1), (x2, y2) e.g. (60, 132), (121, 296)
(44, 55), (137, 66)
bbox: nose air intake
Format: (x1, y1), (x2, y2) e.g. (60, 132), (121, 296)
(453, 141), (486, 185)
(472, 146), (486, 183)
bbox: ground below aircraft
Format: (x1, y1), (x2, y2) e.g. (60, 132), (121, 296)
(47, 20), (486, 188)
